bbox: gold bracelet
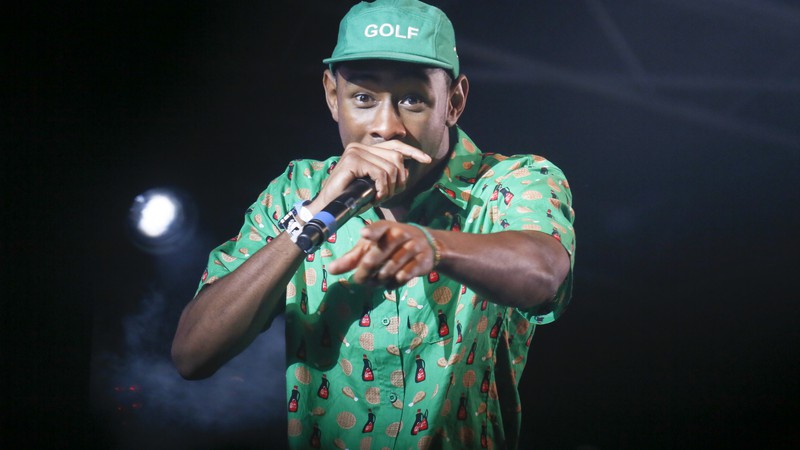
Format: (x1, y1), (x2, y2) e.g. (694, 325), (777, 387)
(408, 222), (441, 269)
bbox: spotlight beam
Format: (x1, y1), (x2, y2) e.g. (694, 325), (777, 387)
(460, 40), (800, 149)
(584, 0), (649, 86)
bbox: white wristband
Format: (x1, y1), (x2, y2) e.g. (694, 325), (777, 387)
(286, 221), (302, 243)
(296, 203), (314, 224)
(278, 206), (303, 243)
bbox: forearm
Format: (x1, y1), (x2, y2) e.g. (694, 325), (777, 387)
(431, 229), (570, 310)
(171, 232), (304, 379)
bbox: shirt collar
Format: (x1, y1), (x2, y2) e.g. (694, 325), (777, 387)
(419, 126), (483, 211)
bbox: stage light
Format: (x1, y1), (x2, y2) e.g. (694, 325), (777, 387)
(137, 193), (177, 237)
(128, 188), (196, 253)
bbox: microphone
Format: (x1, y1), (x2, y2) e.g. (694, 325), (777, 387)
(296, 178), (376, 253)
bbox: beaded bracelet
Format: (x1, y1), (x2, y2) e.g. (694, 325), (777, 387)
(407, 222), (441, 269)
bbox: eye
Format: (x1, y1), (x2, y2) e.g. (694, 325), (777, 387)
(353, 93), (375, 107)
(399, 94), (426, 110)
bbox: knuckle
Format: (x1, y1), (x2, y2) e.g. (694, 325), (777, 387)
(341, 145), (359, 157)
(378, 171), (391, 186)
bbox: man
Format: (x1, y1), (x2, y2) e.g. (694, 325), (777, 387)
(172, 0), (575, 448)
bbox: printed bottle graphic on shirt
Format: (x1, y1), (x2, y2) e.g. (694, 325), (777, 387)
(361, 354), (374, 381)
(451, 215), (461, 232)
(306, 252), (315, 262)
(415, 355), (426, 383)
(490, 184), (500, 201)
(481, 421), (488, 448)
(457, 175), (476, 184)
(321, 265), (328, 292)
(309, 423), (321, 448)
(437, 309), (449, 337)
(288, 385), (299, 412)
(362, 409), (375, 433)
(327, 232), (337, 243)
(300, 289), (308, 314)
(480, 299), (488, 311)
(428, 271), (439, 283)
(499, 185), (514, 205)
(480, 367), (491, 393)
(461, 284), (467, 294)
(287, 161), (294, 179)
(456, 320), (462, 343)
(489, 313), (503, 339)
(466, 339), (477, 365)
(327, 160), (336, 174)
(440, 185), (456, 199)
(411, 409), (428, 435)
(359, 305), (371, 327)
(457, 393), (468, 420)
(526, 328), (534, 347)
(317, 374), (329, 399)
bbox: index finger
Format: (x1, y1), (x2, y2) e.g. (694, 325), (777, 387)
(374, 141), (432, 164)
(327, 239), (370, 275)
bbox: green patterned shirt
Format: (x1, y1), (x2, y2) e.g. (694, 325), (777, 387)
(197, 128), (576, 449)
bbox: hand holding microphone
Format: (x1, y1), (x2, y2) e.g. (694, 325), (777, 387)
(294, 140), (432, 253)
(296, 177), (376, 253)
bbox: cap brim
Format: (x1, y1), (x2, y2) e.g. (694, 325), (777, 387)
(323, 51), (454, 73)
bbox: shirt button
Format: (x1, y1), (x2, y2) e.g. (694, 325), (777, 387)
(381, 318), (391, 326)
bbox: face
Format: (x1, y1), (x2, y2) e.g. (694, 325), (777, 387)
(323, 60), (468, 195)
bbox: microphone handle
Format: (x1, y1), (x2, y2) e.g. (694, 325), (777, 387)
(295, 178), (376, 253)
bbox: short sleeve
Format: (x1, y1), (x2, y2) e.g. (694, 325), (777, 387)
(194, 172), (289, 296)
(193, 157), (337, 297)
(472, 153), (576, 324)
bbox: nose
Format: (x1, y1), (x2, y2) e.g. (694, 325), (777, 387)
(369, 101), (407, 142)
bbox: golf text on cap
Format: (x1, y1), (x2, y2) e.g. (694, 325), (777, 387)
(364, 23), (420, 39)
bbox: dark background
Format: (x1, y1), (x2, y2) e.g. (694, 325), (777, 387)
(4, 1), (799, 449)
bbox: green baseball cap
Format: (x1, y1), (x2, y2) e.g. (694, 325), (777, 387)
(323, 0), (459, 77)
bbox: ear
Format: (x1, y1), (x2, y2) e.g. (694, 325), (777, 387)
(323, 69), (340, 122)
(446, 74), (469, 127)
